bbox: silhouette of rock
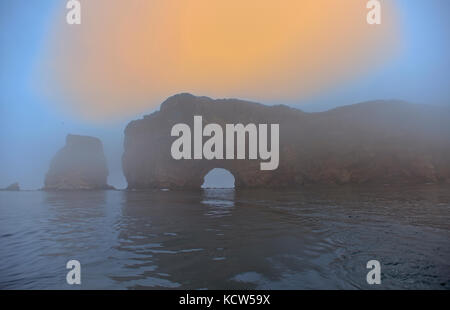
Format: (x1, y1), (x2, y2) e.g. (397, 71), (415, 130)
(123, 93), (450, 189)
(1, 182), (20, 191)
(44, 134), (113, 190)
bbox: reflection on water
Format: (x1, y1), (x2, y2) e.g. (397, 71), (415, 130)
(0, 185), (449, 289)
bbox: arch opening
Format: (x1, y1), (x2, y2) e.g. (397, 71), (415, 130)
(201, 168), (235, 189)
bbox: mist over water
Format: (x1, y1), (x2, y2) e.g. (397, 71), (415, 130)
(1, 1), (450, 192)
(1, 185), (449, 289)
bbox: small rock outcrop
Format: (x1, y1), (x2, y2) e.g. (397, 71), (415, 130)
(1, 182), (20, 191)
(44, 134), (112, 190)
(122, 93), (450, 189)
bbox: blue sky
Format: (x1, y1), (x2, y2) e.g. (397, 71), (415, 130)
(0, 0), (449, 189)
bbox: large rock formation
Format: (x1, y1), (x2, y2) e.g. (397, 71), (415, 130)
(44, 134), (112, 190)
(123, 93), (450, 189)
(0, 182), (20, 191)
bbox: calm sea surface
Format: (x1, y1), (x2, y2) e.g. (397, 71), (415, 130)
(0, 185), (449, 289)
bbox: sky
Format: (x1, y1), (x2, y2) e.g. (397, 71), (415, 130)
(0, 0), (449, 189)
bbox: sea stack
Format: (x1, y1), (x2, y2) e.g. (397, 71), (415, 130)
(122, 93), (450, 190)
(44, 134), (112, 190)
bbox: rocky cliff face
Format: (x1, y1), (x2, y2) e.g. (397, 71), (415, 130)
(122, 93), (450, 189)
(44, 134), (112, 190)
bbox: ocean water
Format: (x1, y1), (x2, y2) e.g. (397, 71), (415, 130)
(0, 185), (449, 290)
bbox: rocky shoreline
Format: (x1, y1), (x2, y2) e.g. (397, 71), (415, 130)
(6, 94), (449, 191)
(122, 94), (450, 189)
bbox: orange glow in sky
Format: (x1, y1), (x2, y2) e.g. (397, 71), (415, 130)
(39, 0), (400, 121)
